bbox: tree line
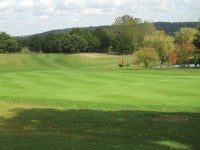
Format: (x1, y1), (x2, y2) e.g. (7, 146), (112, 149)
(19, 15), (158, 55)
(16, 22), (197, 37)
(0, 15), (200, 68)
(155, 22), (197, 36)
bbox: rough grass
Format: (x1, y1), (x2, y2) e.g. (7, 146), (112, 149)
(0, 53), (199, 150)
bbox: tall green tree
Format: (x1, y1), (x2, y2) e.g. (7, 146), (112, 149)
(29, 35), (44, 53)
(136, 22), (156, 47)
(42, 34), (64, 53)
(84, 31), (100, 53)
(111, 32), (134, 55)
(94, 28), (115, 53)
(144, 31), (175, 65)
(16, 37), (30, 48)
(61, 34), (88, 53)
(70, 28), (100, 53)
(0, 32), (21, 53)
(175, 27), (198, 44)
(111, 15), (140, 51)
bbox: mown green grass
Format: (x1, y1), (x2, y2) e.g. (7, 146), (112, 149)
(0, 53), (199, 149)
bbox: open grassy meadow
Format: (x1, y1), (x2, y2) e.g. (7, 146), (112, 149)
(0, 53), (199, 150)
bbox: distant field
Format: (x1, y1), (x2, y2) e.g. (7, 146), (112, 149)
(0, 53), (199, 150)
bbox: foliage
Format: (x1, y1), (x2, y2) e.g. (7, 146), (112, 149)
(111, 32), (134, 55)
(169, 50), (177, 65)
(111, 15), (140, 51)
(175, 28), (198, 44)
(194, 33), (200, 50)
(84, 32), (100, 53)
(42, 34), (64, 53)
(134, 47), (159, 68)
(0, 32), (21, 53)
(193, 21), (200, 66)
(94, 28), (115, 53)
(111, 15), (156, 53)
(136, 21), (156, 47)
(16, 22), (197, 37)
(70, 28), (100, 52)
(194, 21), (200, 50)
(29, 35), (44, 53)
(16, 37), (30, 47)
(61, 34), (88, 53)
(155, 22), (197, 36)
(175, 43), (196, 65)
(144, 31), (175, 65)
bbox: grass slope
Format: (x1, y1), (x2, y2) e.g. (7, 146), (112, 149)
(0, 53), (199, 150)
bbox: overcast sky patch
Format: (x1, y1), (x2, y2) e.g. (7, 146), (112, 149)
(0, 0), (199, 36)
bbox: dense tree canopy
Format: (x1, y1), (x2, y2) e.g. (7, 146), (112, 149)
(144, 31), (175, 64)
(61, 34), (88, 53)
(136, 22), (156, 47)
(111, 32), (134, 55)
(16, 37), (30, 47)
(175, 43), (196, 65)
(29, 35), (44, 53)
(111, 15), (139, 51)
(111, 15), (156, 53)
(94, 28), (115, 53)
(0, 32), (21, 53)
(42, 34), (63, 53)
(175, 28), (198, 44)
(69, 28), (100, 53)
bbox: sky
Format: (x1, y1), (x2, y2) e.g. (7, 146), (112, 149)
(0, 0), (199, 36)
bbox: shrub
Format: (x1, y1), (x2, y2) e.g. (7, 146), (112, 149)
(134, 47), (159, 68)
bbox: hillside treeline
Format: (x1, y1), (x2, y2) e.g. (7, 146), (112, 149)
(155, 22), (197, 36)
(16, 22), (197, 37)
(1, 15), (200, 67)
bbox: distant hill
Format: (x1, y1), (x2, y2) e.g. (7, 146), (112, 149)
(38, 26), (110, 36)
(38, 22), (197, 36)
(155, 22), (197, 35)
(17, 22), (197, 38)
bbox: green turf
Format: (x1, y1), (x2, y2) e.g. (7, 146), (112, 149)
(0, 53), (199, 149)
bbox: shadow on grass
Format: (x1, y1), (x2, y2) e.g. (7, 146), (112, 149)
(0, 108), (199, 150)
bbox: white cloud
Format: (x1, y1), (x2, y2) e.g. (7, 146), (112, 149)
(0, 0), (199, 36)
(39, 0), (53, 9)
(0, 0), (14, 10)
(16, 0), (33, 11)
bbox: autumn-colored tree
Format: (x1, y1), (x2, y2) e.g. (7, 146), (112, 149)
(169, 50), (177, 65)
(175, 43), (196, 66)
